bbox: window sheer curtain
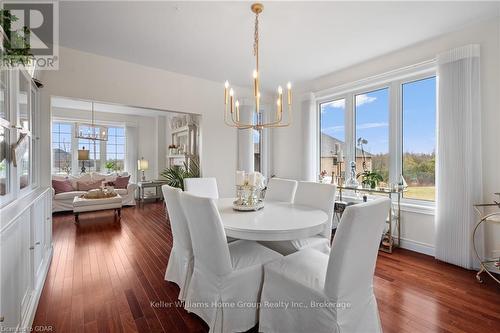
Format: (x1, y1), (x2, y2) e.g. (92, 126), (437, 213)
(125, 126), (139, 183)
(435, 44), (483, 269)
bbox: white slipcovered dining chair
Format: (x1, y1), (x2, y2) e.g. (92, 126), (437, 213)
(179, 192), (282, 333)
(264, 178), (298, 203)
(259, 198), (390, 333)
(184, 177), (219, 199)
(261, 181), (336, 255)
(162, 185), (193, 301)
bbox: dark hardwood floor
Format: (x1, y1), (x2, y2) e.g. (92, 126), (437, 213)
(33, 202), (500, 333)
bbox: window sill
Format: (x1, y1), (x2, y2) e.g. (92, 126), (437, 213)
(337, 193), (435, 216)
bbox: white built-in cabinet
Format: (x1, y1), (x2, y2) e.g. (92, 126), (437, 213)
(0, 66), (49, 331)
(0, 188), (52, 330)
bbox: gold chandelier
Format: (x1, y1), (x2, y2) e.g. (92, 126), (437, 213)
(224, 3), (292, 130)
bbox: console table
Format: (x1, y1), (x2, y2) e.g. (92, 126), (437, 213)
(137, 180), (169, 206)
(336, 186), (403, 253)
(473, 196), (500, 284)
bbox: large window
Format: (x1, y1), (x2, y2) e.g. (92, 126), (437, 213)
(317, 66), (437, 203)
(52, 122), (73, 174)
(355, 88), (389, 185)
(51, 121), (127, 175)
(402, 77), (436, 201)
(106, 127), (126, 172)
(320, 98), (345, 181)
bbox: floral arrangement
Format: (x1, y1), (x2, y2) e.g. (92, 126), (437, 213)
(236, 171), (266, 189)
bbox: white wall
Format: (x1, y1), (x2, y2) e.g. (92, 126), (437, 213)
(272, 17), (500, 257)
(39, 46), (250, 197)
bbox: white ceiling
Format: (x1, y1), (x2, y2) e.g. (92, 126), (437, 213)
(60, 1), (500, 90)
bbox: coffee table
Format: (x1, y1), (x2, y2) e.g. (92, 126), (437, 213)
(72, 194), (123, 224)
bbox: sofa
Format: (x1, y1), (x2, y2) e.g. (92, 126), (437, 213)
(52, 172), (138, 213)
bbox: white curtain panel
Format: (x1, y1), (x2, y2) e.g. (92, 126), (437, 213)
(435, 44), (483, 269)
(125, 126), (139, 183)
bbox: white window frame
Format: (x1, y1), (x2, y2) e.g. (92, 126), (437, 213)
(51, 121), (74, 175)
(51, 120), (128, 176)
(315, 60), (437, 211)
(106, 126), (126, 172)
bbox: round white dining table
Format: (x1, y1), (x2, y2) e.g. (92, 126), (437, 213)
(216, 198), (329, 241)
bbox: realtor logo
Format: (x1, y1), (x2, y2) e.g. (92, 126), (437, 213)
(0, 1), (59, 70)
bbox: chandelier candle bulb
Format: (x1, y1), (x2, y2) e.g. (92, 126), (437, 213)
(224, 81), (229, 104)
(229, 88), (234, 113)
(253, 70), (258, 97)
(278, 86), (284, 114)
(235, 100), (240, 121)
(287, 82), (292, 105)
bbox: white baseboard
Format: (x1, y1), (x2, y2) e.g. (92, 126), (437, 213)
(21, 246), (53, 330)
(398, 237), (435, 256)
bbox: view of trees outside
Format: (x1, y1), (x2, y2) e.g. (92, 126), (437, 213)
(402, 77), (436, 201)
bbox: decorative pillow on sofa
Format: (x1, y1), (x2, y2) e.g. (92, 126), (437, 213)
(114, 175), (130, 189)
(69, 174), (91, 189)
(52, 179), (74, 194)
(77, 180), (103, 191)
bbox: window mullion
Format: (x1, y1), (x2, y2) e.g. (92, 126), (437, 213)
(345, 93), (355, 167)
(389, 81), (402, 185)
(71, 124), (79, 175)
(101, 135), (106, 172)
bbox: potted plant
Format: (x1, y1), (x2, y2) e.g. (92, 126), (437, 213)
(160, 158), (200, 190)
(357, 171), (383, 189)
(105, 160), (116, 174)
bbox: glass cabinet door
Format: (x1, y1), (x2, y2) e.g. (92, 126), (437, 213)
(18, 71), (31, 190)
(18, 71), (30, 132)
(0, 70), (10, 197)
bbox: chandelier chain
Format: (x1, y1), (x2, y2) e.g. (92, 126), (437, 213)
(253, 12), (259, 69)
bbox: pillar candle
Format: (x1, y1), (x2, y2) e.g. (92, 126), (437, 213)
(248, 172), (257, 186)
(236, 171), (246, 186)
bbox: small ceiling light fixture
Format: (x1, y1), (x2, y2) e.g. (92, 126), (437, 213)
(224, 3), (292, 130)
(75, 101), (108, 141)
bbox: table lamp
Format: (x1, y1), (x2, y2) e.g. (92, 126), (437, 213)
(137, 157), (149, 182)
(78, 147), (90, 174)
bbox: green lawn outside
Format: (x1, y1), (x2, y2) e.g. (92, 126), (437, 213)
(404, 186), (435, 201)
